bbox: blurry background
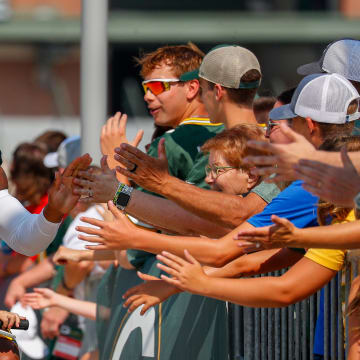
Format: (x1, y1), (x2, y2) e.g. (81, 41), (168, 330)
(0, 0), (359, 160)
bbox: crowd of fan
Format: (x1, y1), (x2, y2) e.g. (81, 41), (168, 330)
(1, 39), (360, 359)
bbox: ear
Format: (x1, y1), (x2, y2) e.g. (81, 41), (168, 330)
(305, 117), (317, 134)
(186, 79), (200, 101)
(214, 84), (224, 101)
(247, 170), (260, 190)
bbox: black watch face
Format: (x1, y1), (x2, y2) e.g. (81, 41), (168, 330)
(116, 192), (130, 207)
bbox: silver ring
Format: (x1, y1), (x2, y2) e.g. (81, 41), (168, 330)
(255, 242), (261, 249)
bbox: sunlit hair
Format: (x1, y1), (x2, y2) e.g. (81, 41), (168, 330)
(136, 42), (204, 79)
(201, 124), (267, 170)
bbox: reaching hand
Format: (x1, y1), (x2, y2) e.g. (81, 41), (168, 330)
(0, 310), (24, 330)
(4, 279), (26, 308)
(22, 288), (58, 310)
(101, 112), (144, 168)
(73, 156), (118, 204)
(244, 124), (316, 182)
(114, 139), (171, 194)
(53, 246), (89, 265)
(234, 215), (299, 252)
(295, 146), (360, 207)
(40, 306), (68, 339)
(122, 271), (180, 315)
(76, 201), (139, 250)
(46, 154), (92, 222)
(156, 250), (209, 295)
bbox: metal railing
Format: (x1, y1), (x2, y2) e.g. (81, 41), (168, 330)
(229, 260), (358, 360)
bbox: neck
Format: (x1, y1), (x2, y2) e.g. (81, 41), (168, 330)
(174, 100), (208, 127)
(222, 103), (257, 129)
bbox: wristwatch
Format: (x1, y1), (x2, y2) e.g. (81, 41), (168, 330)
(354, 192), (360, 211)
(113, 183), (134, 211)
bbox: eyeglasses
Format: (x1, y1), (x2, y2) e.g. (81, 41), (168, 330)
(205, 164), (237, 178)
(142, 78), (180, 96)
(266, 119), (293, 135)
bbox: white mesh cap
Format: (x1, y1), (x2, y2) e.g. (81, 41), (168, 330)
(199, 45), (261, 89)
(297, 38), (360, 82)
(270, 73), (360, 124)
(44, 136), (81, 168)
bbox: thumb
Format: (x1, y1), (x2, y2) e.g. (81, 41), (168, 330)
(184, 249), (198, 265)
(101, 155), (110, 172)
(340, 145), (357, 173)
(107, 200), (125, 220)
(271, 215), (292, 229)
(158, 138), (168, 163)
(132, 130), (144, 148)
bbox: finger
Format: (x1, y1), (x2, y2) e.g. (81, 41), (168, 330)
(123, 294), (141, 308)
(128, 298), (146, 313)
(8, 316), (15, 330)
(114, 154), (136, 170)
(137, 271), (158, 282)
(118, 112), (128, 135)
(341, 145), (357, 173)
(140, 302), (152, 316)
(53, 171), (61, 191)
(271, 215), (292, 229)
(15, 314), (21, 328)
(107, 200), (125, 221)
(77, 233), (105, 243)
(249, 165), (278, 176)
(119, 143), (149, 161)
(79, 217), (104, 228)
(123, 286), (141, 300)
(156, 254), (184, 271)
(101, 155), (110, 172)
(95, 205), (105, 218)
(73, 178), (93, 189)
(116, 166), (133, 179)
(183, 249), (198, 265)
(114, 151), (140, 168)
(245, 141), (278, 156)
(85, 244), (109, 250)
(236, 242), (262, 253)
(78, 196), (94, 204)
(77, 170), (95, 182)
(132, 130), (144, 148)
(156, 262), (180, 277)
(2, 317), (8, 329)
(160, 274), (181, 287)
(159, 251), (187, 267)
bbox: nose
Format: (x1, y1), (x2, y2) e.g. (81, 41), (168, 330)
(144, 89), (155, 102)
(205, 173), (214, 186)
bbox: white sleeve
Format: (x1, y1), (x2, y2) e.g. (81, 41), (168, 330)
(0, 190), (60, 256)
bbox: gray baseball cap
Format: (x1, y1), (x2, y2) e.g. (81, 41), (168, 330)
(270, 73), (360, 124)
(297, 38), (360, 82)
(44, 136), (81, 168)
(198, 45), (261, 89)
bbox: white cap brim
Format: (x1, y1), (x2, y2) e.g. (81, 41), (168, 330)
(43, 152), (59, 168)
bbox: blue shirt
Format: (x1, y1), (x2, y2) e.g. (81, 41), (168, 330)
(247, 180), (319, 229)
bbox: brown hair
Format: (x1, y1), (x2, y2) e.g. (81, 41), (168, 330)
(207, 69), (261, 107)
(254, 96), (277, 124)
(136, 43), (204, 78)
(201, 124), (267, 170)
(34, 130), (67, 153)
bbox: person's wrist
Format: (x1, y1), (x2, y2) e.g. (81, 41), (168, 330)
(43, 203), (63, 224)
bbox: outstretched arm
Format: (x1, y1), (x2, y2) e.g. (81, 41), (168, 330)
(77, 201), (252, 267)
(158, 250), (336, 307)
(115, 141), (267, 229)
(23, 288), (97, 320)
(0, 154), (92, 256)
(236, 214), (360, 250)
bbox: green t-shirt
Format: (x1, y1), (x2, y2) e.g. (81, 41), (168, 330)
(98, 119), (228, 359)
(251, 181), (281, 204)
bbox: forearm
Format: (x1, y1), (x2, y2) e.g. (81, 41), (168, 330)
(53, 294), (97, 320)
(161, 177), (264, 228)
(314, 150), (360, 171)
(288, 221), (360, 249)
(63, 262), (93, 289)
(86, 250), (116, 261)
(127, 190), (230, 237)
(130, 227), (241, 267)
(12, 258), (55, 288)
(0, 190), (60, 256)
